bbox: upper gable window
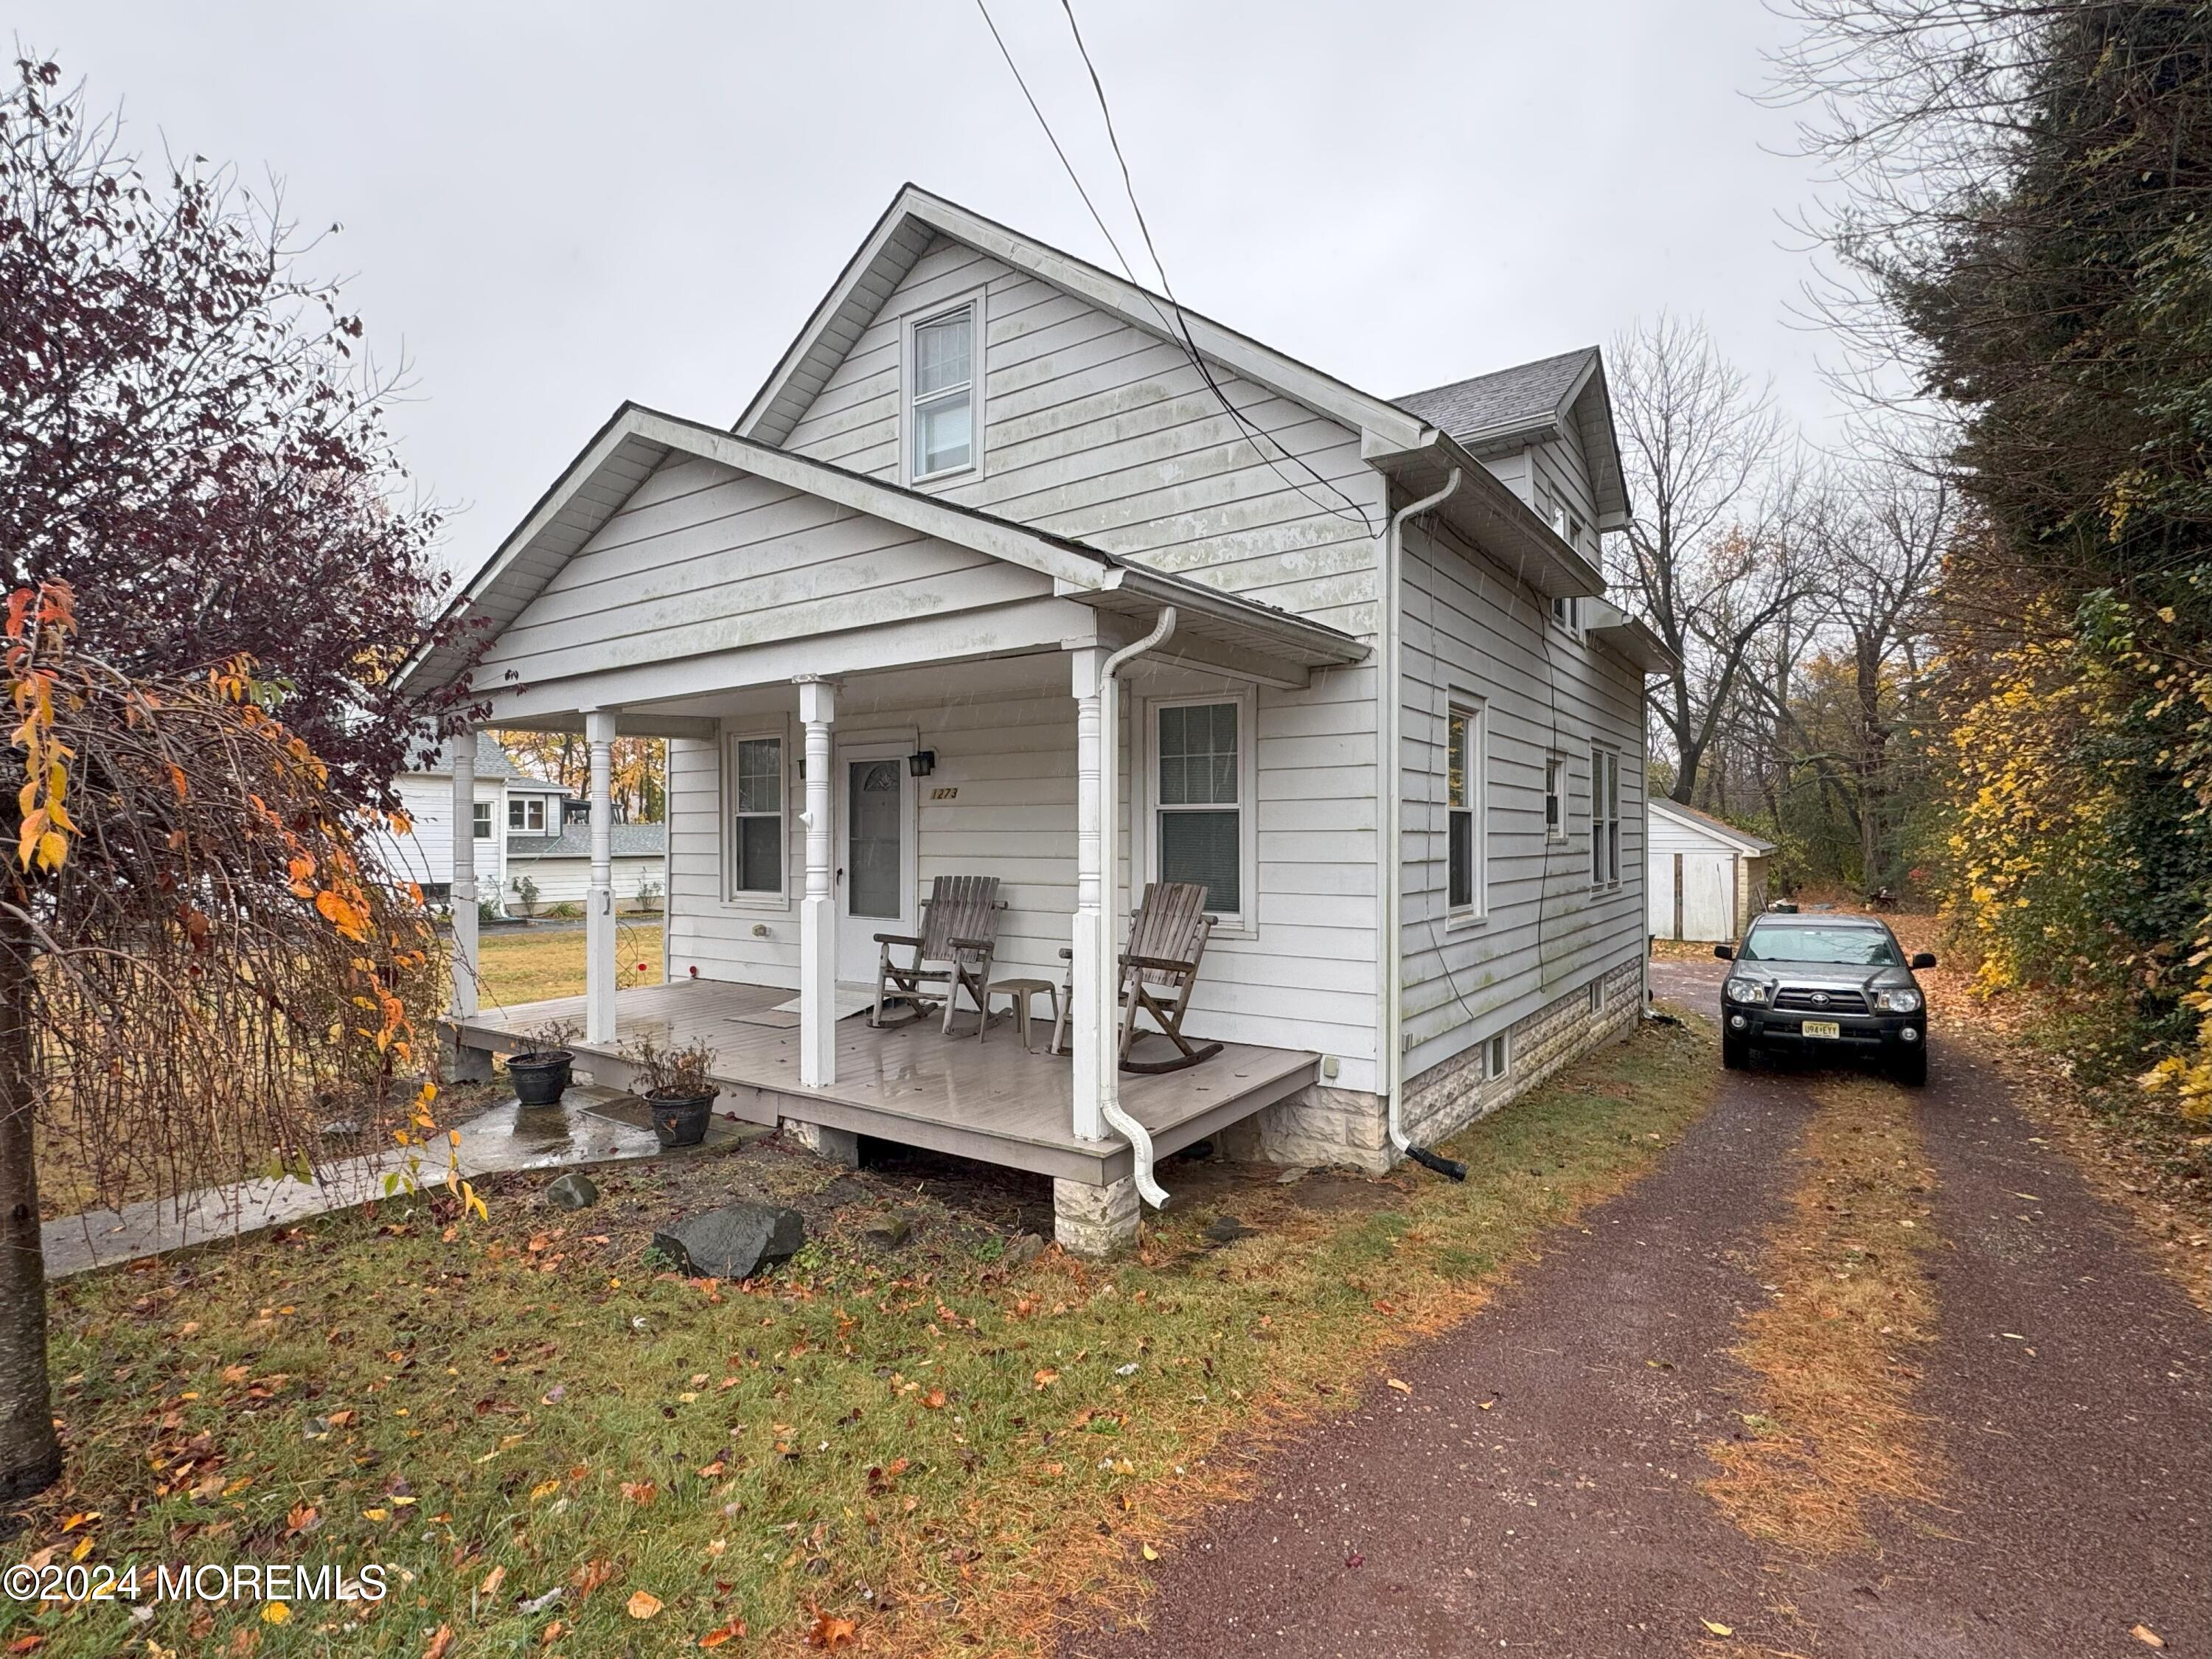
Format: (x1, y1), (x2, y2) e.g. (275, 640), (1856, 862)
(908, 302), (978, 483)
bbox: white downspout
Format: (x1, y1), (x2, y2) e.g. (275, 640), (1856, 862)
(1378, 468), (1462, 1159)
(1094, 606), (1178, 1208)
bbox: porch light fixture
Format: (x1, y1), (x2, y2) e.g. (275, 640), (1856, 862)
(907, 749), (936, 779)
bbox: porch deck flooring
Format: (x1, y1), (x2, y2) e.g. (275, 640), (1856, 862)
(452, 979), (1319, 1185)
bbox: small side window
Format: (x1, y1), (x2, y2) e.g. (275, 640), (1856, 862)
(1485, 1032), (1510, 1080)
(1447, 701), (1484, 918)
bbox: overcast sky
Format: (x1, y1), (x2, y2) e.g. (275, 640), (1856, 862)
(14, 1), (1838, 569)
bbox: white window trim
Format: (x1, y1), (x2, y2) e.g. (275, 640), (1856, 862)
(1550, 593), (1585, 641)
(507, 795), (548, 833)
(899, 286), (988, 489)
(723, 720), (793, 909)
(1543, 753), (1568, 844)
(1133, 686), (1259, 939)
(1590, 743), (1622, 891)
(1444, 695), (1489, 930)
(471, 800), (494, 841)
(1484, 1030), (1512, 1081)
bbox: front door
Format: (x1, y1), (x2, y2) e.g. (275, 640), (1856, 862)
(835, 746), (915, 984)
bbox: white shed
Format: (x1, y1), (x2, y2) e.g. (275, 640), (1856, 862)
(1646, 800), (1775, 942)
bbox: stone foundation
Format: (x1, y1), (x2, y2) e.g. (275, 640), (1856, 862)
(785, 1120), (860, 1166)
(1218, 959), (1644, 1172)
(1053, 1175), (1138, 1256)
(1401, 958), (1644, 1150)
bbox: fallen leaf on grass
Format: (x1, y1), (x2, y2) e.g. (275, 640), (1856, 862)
(625, 1590), (663, 1620)
(260, 1604), (290, 1626)
(528, 1480), (560, 1501)
(1385, 1378), (1412, 1394)
(479, 1565), (505, 1597)
(1140, 1543), (1158, 1561)
(2132, 1627), (2165, 1649)
(1033, 1368), (1060, 1390)
(698, 1617), (748, 1648)
(1700, 1618), (1734, 1636)
(423, 1627), (454, 1659)
(804, 1608), (857, 1649)
(283, 1504), (319, 1538)
(922, 1388), (947, 1410)
(619, 1480), (658, 1506)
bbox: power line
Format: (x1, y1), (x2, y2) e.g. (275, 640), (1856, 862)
(970, 0), (1380, 537)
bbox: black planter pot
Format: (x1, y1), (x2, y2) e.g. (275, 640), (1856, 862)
(507, 1051), (573, 1107)
(647, 1088), (717, 1148)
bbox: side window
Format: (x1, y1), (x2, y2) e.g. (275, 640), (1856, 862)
(1447, 700), (1485, 918)
(507, 796), (546, 832)
(471, 801), (493, 841)
(909, 302), (977, 482)
(1155, 700), (1242, 917)
(1590, 747), (1621, 888)
(730, 734), (785, 898)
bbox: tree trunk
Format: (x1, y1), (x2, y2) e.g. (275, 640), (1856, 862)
(0, 908), (60, 1500)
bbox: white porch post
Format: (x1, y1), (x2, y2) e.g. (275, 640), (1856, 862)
(797, 677), (837, 1088)
(448, 729), (480, 1023)
(1068, 647), (1116, 1142)
(584, 707), (619, 1045)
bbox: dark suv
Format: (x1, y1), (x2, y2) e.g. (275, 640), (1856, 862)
(1714, 914), (1937, 1085)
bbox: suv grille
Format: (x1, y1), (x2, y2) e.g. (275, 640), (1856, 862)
(1774, 987), (1870, 1015)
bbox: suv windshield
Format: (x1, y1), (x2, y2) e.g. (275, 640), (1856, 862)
(1740, 925), (1902, 967)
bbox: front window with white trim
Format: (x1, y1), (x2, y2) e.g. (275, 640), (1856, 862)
(1154, 700), (1243, 918)
(507, 795), (546, 832)
(910, 304), (975, 481)
(1448, 700), (1485, 919)
(1590, 745), (1621, 888)
(729, 734), (786, 898)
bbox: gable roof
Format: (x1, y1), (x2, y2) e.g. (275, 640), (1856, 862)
(400, 402), (1369, 698)
(1650, 797), (1778, 855)
(1396, 348), (1598, 442)
(735, 184), (1432, 456)
(1396, 347), (1631, 529)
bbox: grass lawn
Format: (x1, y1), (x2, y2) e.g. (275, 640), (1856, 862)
(476, 920), (665, 1012)
(11, 1020), (1713, 1656)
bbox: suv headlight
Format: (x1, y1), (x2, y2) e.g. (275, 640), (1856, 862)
(1725, 978), (1770, 1006)
(1877, 988), (1922, 1013)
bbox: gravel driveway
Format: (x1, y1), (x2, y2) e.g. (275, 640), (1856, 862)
(1069, 962), (2210, 1657)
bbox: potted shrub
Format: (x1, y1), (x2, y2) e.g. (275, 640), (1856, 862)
(506, 1020), (577, 1107)
(624, 1032), (718, 1148)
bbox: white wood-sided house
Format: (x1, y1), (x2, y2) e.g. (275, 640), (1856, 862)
(411, 187), (1670, 1254)
(378, 739), (573, 906)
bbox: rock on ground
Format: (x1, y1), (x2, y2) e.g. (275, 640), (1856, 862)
(653, 1201), (805, 1280)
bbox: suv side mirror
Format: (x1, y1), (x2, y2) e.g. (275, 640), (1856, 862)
(1910, 951), (1937, 970)
(1712, 944), (1735, 961)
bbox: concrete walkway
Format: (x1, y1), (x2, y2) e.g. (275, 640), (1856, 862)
(41, 1089), (762, 1279)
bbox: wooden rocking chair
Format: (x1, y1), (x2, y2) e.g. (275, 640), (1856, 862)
(870, 874), (1006, 1040)
(1049, 881), (1225, 1074)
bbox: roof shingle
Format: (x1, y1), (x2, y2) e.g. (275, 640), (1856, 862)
(1394, 347), (1599, 445)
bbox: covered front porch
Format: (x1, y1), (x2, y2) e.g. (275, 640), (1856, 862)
(418, 408), (1370, 1249)
(448, 978), (1319, 1186)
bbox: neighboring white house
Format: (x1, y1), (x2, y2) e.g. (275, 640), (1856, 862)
(1646, 799), (1775, 943)
(408, 185), (1672, 1254)
(380, 739), (573, 909)
(505, 821), (666, 916)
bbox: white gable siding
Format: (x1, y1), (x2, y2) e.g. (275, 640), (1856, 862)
(1397, 515), (1647, 1080)
(375, 774), (504, 897)
(472, 452), (1053, 698)
(776, 236), (1387, 639)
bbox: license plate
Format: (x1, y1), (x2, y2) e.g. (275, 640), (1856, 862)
(1802, 1020), (1841, 1040)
